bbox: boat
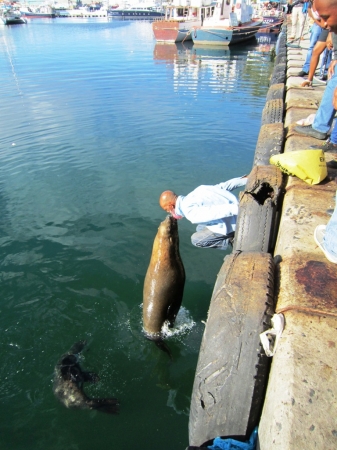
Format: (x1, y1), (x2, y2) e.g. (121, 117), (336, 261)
(256, 1), (285, 33)
(108, 2), (165, 20)
(190, 0), (263, 46)
(0, 8), (27, 24)
(20, 5), (57, 18)
(152, 0), (215, 43)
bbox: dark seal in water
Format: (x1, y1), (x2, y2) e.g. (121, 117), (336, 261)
(53, 341), (119, 414)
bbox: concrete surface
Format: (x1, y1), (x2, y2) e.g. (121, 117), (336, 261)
(258, 18), (337, 450)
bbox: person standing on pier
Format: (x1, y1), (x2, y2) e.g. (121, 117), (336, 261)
(159, 176), (247, 250)
(300, 0), (337, 263)
(289, 0), (309, 41)
(294, 31), (337, 151)
(296, 2), (324, 77)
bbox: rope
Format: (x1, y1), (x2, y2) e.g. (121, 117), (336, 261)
(276, 305), (337, 319)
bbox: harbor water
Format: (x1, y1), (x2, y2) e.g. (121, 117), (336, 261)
(0, 18), (275, 449)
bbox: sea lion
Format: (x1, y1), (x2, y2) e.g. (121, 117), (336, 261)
(53, 341), (119, 414)
(143, 215), (185, 343)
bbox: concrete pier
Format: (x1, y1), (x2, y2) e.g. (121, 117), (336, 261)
(187, 20), (337, 449)
(258, 22), (337, 450)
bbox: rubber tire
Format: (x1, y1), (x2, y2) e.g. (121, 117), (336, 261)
(270, 63), (286, 85)
(261, 99), (284, 125)
(274, 54), (287, 65)
(188, 252), (275, 447)
(253, 123), (284, 166)
(233, 165), (284, 253)
(266, 83), (285, 102)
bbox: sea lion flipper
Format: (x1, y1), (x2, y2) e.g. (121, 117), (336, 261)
(155, 339), (173, 361)
(82, 371), (100, 383)
(87, 397), (120, 414)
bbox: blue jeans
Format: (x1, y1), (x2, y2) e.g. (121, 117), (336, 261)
(302, 23), (322, 73)
(312, 66), (337, 134)
(325, 198), (337, 258)
(319, 48), (332, 77)
(191, 225), (234, 250)
(329, 118), (337, 144)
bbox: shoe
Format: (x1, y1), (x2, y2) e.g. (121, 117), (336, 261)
(314, 225), (337, 263)
(297, 70), (308, 77)
(313, 74), (327, 84)
(327, 160), (337, 168)
(310, 140), (337, 152)
(294, 124), (327, 140)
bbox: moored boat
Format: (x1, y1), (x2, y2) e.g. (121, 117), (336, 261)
(152, 0), (215, 43)
(191, 0), (263, 46)
(108, 3), (164, 20)
(255, 1), (285, 34)
(20, 5), (57, 18)
(0, 8), (27, 24)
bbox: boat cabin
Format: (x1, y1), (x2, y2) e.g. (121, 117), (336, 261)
(202, 0), (254, 27)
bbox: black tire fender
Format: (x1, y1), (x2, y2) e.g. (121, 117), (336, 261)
(261, 99), (284, 125)
(188, 252), (275, 447)
(253, 123), (284, 166)
(233, 165), (284, 253)
(266, 83), (285, 102)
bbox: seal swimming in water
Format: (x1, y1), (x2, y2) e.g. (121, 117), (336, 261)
(143, 215), (185, 348)
(53, 341), (119, 414)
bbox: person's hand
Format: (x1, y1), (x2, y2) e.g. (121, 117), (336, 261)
(333, 87), (337, 110)
(328, 60), (337, 80)
(301, 80), (312, 87)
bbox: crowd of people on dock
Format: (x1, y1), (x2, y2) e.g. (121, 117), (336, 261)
(288, 0), (337, 263)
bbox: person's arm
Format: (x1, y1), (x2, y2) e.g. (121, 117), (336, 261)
(328, 33), (337, 79)
(183, 202), (240, 224)
(216, 176), (248, 192)
(181, 178), (247, 223)
(308, 7), (323, 27)
(301, 40), (327, 86)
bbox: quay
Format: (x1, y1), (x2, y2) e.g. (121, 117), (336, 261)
(188, 19), (337, 450)
(258, 22), (337, 449)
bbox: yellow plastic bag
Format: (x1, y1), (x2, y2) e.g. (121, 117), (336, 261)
(270, 150), (327, 185)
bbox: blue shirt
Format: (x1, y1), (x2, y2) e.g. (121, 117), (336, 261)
(174, 176), (247, 235)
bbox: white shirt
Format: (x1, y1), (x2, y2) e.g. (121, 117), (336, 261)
(174, 177), (247, 235)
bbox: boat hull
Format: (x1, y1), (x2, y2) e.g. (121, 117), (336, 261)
(22, 12), (57, 18)
(108, 9), (164, 20)
(257, 14), (284, 33)
(1, 16), (27, 24)
(152, 19), (200, 43)
(191, 20), (262, 46)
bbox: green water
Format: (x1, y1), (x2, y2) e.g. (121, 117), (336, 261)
(0, 18), (275, 449)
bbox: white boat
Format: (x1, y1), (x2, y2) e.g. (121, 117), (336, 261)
(191, 0), (263, 46)
(20, 5), (57, 18)
(152, 0), (215, 43)
(1, 8), (27, 25)
(108, 2), (164, 20)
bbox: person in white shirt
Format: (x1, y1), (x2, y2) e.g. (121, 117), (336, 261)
(159, 176), (247, 249)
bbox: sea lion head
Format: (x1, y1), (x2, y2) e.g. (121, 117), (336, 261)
(157, 215), (178, 240)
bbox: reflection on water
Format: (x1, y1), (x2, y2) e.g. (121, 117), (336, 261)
(0, 20), (275, 450)
(154, 39), (276, 96)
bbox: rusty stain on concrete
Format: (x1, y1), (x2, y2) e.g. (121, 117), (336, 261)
(295, 261), (337, 305)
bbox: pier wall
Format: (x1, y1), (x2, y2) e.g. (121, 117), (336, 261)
(188, 18), (337, 449)
(258, 21), (337, 450)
